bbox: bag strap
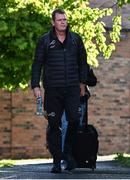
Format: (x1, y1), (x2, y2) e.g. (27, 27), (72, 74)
(70, 32), (78, 47)
(42, 32), (50, 62)
(79, 86), (90, 126)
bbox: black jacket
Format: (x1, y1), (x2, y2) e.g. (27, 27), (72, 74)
(31, 28), (88, 89)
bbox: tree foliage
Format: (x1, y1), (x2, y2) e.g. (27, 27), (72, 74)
(117, 0), (130, 7)
(0, 0), (124, 91)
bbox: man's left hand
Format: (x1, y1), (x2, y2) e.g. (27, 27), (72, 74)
(80, 83), (86, 96)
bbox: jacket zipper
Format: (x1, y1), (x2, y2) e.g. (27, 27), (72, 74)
(63, 48), (67, 86)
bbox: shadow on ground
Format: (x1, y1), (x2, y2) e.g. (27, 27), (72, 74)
(0, 160), (130, 179)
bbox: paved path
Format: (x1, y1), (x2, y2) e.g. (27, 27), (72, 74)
(0, 156), (130, 179)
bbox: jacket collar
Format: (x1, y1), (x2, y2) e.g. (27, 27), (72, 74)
(49, 26), (69, 40)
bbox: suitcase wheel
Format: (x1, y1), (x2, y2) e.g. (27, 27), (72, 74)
(91, 165), (95, 171)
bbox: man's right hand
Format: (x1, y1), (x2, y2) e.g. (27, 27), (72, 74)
(33, 87), (42, 98)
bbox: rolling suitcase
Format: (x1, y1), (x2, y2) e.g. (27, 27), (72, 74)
(61, 89), (99, 171)
(72, 124), (98, 170)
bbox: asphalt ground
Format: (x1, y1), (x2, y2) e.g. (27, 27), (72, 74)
(0, 156), (130, 179)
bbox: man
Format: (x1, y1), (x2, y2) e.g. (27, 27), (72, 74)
(31, 9), (88, 173)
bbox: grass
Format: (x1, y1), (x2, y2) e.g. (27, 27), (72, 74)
(0, 158), (52, 168)
(0, 160), (15, 168)
(115, 153), (130, 167)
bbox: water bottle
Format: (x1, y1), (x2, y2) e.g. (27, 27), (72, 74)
(36, 96), (44, 116)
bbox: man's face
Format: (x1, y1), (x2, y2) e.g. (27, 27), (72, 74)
(52, 13), (68, 32)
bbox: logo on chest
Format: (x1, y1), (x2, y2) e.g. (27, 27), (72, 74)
(49, 40), (56, 49)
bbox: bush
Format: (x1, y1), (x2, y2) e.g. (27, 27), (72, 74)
(115, 153), (130, 167)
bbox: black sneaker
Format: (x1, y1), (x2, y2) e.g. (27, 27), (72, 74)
(51, 163), (61, 173)
(64, 154), (76, 171)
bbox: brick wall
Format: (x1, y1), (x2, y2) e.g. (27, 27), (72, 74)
(0, 31), (130, 159)
(88, 31), (130, 155)
(0, 89), (50, 159)
(0, 90), (12, 158)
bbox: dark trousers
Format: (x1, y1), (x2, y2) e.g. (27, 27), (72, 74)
(44, 86), (81, 162)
